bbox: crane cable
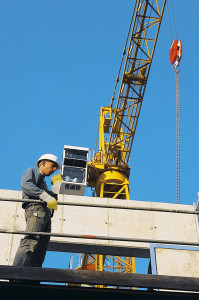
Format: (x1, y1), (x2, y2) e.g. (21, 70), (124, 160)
(168, 0), (182, 204)
(175, 66), (180, 204)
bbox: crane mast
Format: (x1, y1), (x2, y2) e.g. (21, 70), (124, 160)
(88, 0), (167, 201)
(62, 0), (169, 284)
(76, 0), (167, 281)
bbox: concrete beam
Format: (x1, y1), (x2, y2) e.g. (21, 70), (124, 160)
(0, 189), (198, 265)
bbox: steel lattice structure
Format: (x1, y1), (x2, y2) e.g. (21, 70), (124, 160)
(84, 0), (167, 287)
(106, 0), (167, 166)
(88, 0), (167, 198)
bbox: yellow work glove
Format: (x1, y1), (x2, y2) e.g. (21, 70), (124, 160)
(51, 174), (62, 185)
(45, 196), (58, 210)
(51, 174), (63, 194)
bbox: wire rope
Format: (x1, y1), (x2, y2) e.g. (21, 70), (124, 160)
(168, 0), (181, 204)
(167, 1), (173, 44)
(175, 67), (181, 204)
(171, 0), (178, 40)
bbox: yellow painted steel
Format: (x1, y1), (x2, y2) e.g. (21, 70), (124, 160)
(96, 170), (129, 199)
(80, 0), (167, 289)
(96, 172), (136, 286)
(86, 0), (167, 179)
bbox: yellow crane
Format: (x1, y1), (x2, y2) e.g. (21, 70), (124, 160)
(70, 0), (167, 279)
(87, 0), (167, 199)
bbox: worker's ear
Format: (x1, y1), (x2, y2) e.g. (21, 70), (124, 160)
(41, 160), (46, 167)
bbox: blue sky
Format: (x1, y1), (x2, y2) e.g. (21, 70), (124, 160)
(0, 0), (199, 272)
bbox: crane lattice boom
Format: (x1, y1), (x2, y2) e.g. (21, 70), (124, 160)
(82, 0), (167, 285)
(88, 0), (167, 192)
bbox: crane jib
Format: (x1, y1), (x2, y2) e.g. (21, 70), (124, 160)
(87, 0), (167, 200)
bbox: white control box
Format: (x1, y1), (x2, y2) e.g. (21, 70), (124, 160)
(60, 145), (89, 196)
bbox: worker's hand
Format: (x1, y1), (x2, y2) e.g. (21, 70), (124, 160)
(51, 174), (62, 194)
(45, 196), (58, 210)
(51, 174), (62, 185)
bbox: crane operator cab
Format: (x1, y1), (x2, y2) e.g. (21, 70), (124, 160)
(59, 145), (89, 196)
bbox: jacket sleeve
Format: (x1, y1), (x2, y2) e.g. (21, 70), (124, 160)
(21, 168), (47, 199)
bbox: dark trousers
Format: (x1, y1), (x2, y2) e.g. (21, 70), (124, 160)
(13, 204), (51, 267)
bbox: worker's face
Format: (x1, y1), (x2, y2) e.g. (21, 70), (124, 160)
(41, 160), (58, 176)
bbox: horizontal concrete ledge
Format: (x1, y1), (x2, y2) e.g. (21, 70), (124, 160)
(48, 241), (150, 258)
(1, 266), (199, 292)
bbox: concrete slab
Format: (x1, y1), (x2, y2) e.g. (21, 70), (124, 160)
(0, 190), (198, 268)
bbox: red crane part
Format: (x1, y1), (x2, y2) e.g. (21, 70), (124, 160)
(169, 39), (182, 65)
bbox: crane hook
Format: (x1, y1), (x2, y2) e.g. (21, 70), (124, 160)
(169, 39), (182, 69)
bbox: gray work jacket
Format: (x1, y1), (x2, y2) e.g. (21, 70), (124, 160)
(21, 167), (54, 209)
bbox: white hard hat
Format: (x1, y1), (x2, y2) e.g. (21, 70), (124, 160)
(36, 154), (61, 170)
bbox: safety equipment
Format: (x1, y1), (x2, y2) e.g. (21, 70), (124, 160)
(36, 154), (61, 170)
(51, 174), (62, 185)
(44, 195), (58, 210)
(51, 174), (62, 194)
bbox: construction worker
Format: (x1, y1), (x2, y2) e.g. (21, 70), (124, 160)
(13, 154), (61, 268)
